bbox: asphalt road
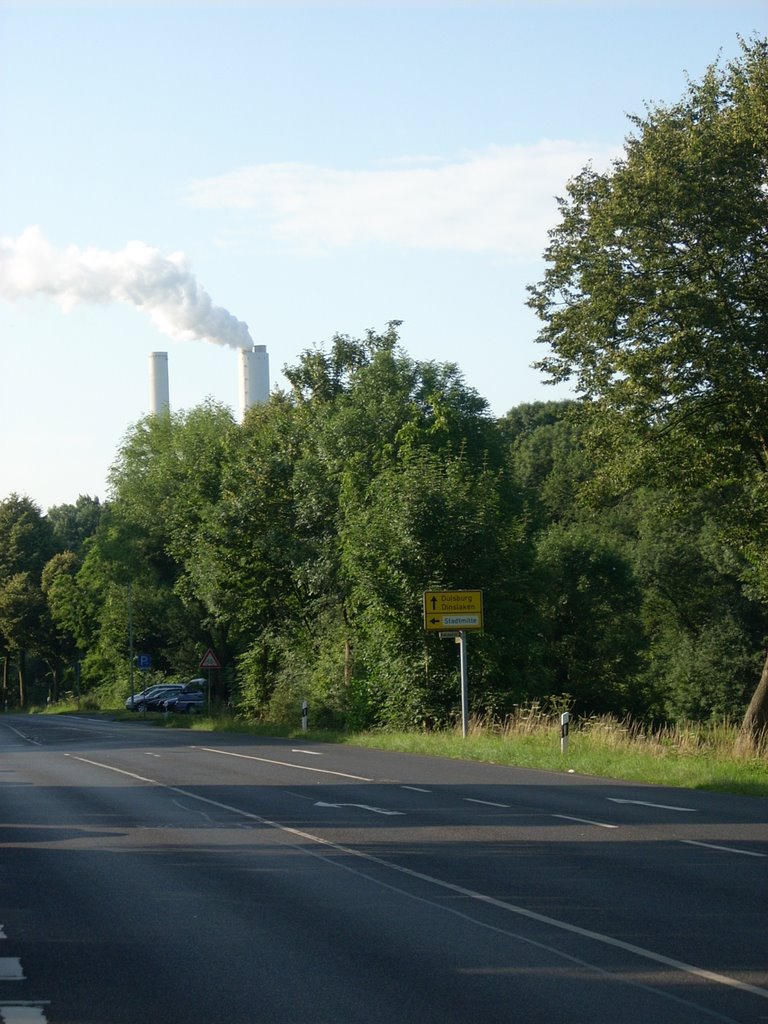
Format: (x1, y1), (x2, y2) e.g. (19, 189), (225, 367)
(0, 714), (766, 1023)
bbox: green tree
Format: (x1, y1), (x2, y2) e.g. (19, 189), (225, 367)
(198, 324), (518, 727)
(501, 400), (592, 528)
(75, 403), (236, 698)
(629, 492), (766, 721)
(340, 446), (535, 727)
(46, 496), (103, 555)
(41, 551), (85, 701)
(527, 37), (768, 746)
(532, 522), (646, 715)
(0, 495), (54, 705)
(0, 573), (47, 706)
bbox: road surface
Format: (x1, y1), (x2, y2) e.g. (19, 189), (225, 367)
(0, 714), (766, 1023)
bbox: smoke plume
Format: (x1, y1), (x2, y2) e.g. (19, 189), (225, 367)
(0, 226), (252, 349)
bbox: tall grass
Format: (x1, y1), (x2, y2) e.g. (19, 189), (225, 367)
(345, 709), (768, 797)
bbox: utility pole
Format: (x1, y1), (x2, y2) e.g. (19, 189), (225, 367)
(128, 582), (135, 704)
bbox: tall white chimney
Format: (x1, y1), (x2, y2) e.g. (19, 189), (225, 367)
(149, 351), (170, 415)
(238, 344), (269, 419)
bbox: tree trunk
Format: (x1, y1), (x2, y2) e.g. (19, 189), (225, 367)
(344, 637), (353, 689)
(17, 651), (26, 709)
(736, 648), (768, 755)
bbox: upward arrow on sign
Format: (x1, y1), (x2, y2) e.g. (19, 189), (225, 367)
(199, 648), (221, 669)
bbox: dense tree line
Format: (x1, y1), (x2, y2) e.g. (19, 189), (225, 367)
(2, 38), (766, 746)
(1, 340), (765, 735)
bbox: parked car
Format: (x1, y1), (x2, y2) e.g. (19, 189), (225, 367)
(133, 684), (185, 712)
(163, 680), (207, 714)
(125, 684), (180, 711)
(164, 691), (206, 714)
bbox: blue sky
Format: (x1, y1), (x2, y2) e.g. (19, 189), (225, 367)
(1, 0), (764, 511)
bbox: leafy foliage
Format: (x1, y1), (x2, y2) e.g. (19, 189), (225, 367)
(527, 37), (768, 744)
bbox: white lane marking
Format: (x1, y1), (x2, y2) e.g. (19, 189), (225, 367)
(291, 749), (322, 756)
(607, 798), (697, 812)
(552, 814), (619, 829)
(0, 960), (24, 980)
(0, 926), (6, 939)
(67, 753), (768, 1002)
(681, 840), (767, 858)
(464, 798), (510, 808)
(195, 746), (372, 781)
(0, 1007), (49, 1022)
(1, 726), (40, 746)
(145, 753), (161, 758)
(314, 801), (404, 816)
(401, 786), (431, 793)
(65, 756), (155, 783)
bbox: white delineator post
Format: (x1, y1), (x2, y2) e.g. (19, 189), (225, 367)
(301, 700), (308, 732)
(561, 711), (570, 754)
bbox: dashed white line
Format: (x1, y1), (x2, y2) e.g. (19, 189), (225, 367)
(315, 801), (405, 816)
(291, 749), (322, 756)
(607, 798), (697, 812)
(401, 786), (431, 793)
(0, 959), (24, 980)
(464, 798), (510, 808)
(552, 814), (619, 829)
(0, 1006), (49, 1022)
(681, 840), (766, 858)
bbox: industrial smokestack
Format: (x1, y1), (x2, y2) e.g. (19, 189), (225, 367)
(238, 345), (269, 419)
(149, 351), (170, 415)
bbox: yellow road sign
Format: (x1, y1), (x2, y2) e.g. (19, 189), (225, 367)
(423, 590), (483, 631)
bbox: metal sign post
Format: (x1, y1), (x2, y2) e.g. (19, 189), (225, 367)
(425, 591), (483, 739)
(199, 649), (221, 716)
(458, 631), (469, 738)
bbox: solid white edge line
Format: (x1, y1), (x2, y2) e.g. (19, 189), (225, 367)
(681, 840), (766, 858)
(195, 746), (373, 781)
(66, 751), (768, 1001)
(64, 755), (156, 783)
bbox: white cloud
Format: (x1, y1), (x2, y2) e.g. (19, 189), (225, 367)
(0, 227), (253, 349)
(183, 142), (618, 257)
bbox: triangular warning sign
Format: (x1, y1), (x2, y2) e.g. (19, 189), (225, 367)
(199, 648), (221, 669)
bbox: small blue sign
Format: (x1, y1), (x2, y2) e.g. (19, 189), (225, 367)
(137, 653), (152, 671)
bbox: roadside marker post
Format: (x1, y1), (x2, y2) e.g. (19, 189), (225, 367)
(561, 712), (570, 754)
(301, 700), (309, 732)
